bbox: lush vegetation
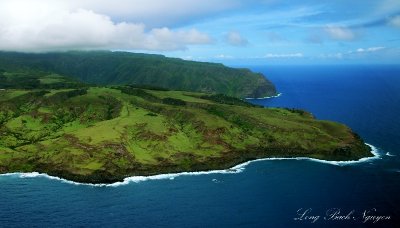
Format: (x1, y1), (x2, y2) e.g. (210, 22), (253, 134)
(0, 70), (85, 89)
(200, 94), (261, 107)
(0, 82), (371, 183)
(0, 51), (277, 98)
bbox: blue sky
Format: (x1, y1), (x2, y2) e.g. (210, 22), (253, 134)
(167, 0), (400, 65)
(1, 0), (399, 64)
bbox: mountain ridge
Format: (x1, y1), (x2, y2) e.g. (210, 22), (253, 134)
(0, 51), (277, 98)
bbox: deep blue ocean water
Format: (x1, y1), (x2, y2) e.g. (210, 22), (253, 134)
(1, 65), (400, 227)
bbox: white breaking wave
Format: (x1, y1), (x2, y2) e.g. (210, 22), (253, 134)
(386, 152), (396, 157)
(245, 93), (282, 100)
(0, 143), (381, 187)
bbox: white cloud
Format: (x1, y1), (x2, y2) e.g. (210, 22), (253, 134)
(73, 0), (241, 28)
(263, 53), (303, 58)
(324, 25), (355, 41)
(355, 46), (385, 53)
(225, 31), (248, 46)
(389, 15), (400, 27)
(214, 54), (234, 59)
(319, 46), (386, 60)
(368, 47), (385, 51)
(146, 28), (212, 50)
(0, 0), (212, 52)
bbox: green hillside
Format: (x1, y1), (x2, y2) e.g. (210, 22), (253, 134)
(0, 51), (276, 98)
(0, 82), (371, 183)
(0, 69), (85, 89)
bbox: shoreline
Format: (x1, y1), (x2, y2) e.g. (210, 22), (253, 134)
(0, 143), (381, 187)
(245, 93), (282, 100)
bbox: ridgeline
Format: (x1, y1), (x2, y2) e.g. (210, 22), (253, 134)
(0, 51), (276, 98)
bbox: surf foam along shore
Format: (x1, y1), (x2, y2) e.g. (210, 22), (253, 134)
(245, 93), (282, 100)
(0, 143), (381, 187)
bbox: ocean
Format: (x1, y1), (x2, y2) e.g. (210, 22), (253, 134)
(1, 65), (399, 227)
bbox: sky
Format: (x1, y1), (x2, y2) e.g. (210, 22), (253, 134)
(1, 0), (400, 65)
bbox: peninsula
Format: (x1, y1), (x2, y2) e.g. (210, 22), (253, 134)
(0, 52), (372, 183)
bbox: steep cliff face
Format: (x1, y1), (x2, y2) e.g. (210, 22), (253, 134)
(0, 51), (277, 98)
(245, 75), (277, 98)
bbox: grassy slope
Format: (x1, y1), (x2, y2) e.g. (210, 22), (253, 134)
(0, 51), (277, 98)
(0, 70), (85, 90)
(0, 86), (371, 183)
